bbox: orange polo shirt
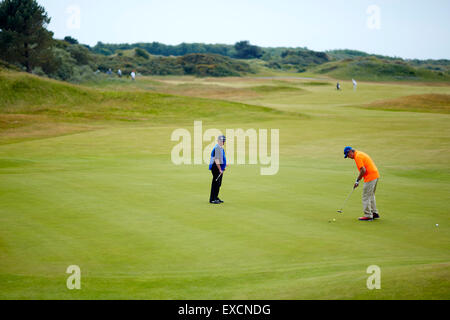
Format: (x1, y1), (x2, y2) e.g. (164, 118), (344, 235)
(354, 151), (380, 182)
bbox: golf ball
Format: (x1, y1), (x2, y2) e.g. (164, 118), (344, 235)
(436, 224), (439, 227)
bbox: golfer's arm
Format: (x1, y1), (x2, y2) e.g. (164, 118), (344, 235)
(357, 167), (366, 182)
(215, 159), (222, 172)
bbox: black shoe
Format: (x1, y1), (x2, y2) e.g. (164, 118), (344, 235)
(373, 213), (380, 219)
(210, 200), (221, 204)
(217, 198), (224, 203)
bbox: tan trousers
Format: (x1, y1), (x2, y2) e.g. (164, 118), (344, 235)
(362, 179), (379, 218)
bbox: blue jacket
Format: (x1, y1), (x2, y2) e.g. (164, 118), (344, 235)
(209, 144), (226, 171)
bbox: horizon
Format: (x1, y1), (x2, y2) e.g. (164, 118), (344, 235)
(35, 0), (450, 60)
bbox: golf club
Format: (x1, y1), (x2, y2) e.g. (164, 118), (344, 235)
(337, 187), (355, 213)
(216, 172), (223, 182)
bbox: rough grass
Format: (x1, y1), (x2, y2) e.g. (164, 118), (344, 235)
(300, 81), (332, 86)
(363, 94), (450, 114)
(0, 68), (293, 144)
(249, 85), (305, 93)
(309, 57), (450, 82)
(0, 68), (284, 119)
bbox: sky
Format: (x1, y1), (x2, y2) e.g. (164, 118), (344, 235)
(37, 0), (450, 60)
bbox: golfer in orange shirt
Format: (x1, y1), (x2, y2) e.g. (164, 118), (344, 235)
(344, 147), (380, 221)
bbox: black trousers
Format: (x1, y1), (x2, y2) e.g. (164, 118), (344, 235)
(210, 165), (223, 202)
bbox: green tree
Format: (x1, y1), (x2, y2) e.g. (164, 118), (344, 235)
(0, 0), (53, 72)
(67, 44), (92, 66)
(64, 36), (78, 45)
(234, 41), (263, 59)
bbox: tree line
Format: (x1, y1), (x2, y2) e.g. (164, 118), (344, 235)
(93, 40), (264, 60)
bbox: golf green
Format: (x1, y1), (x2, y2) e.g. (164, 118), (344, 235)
(0, 73), (449, 299)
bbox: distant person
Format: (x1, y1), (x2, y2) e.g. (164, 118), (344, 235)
(352, 79), (358, 91)
(344, 147), (380, 221)
(107, 68), (112, 75)
(209, 136), (227, 204)
(118, 69), (122, 78)
(131, 71), (136, 81)
(337, 82), (341, 91)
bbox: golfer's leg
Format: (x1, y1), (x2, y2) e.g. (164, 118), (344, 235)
(215, 184), (220, 201)
(362, 181), (373, 218)
(210, 168), (219, 202)
(370, 180), (379, 214)
(216, 174), (223, 199)
(210, 176), (216, 202)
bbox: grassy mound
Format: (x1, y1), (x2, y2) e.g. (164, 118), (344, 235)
(0, 68), (283, 121)
(0, 69), (290, 144)
(309, 57), (450, 82)
(300, 81), (332, 86)
(363, 94), (450, 114)
(249, 85), (305, 93)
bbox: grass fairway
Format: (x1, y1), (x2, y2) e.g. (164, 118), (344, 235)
(0, 70), (449, 299)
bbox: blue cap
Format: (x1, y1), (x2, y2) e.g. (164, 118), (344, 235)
(344, 146), (353, 158)
(218, 135), (226, 142)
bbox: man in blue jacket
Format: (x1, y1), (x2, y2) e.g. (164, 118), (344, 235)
(209, 135), (227, 204)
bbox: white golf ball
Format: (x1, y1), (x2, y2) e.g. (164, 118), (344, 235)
(436, 224), (439, 227)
